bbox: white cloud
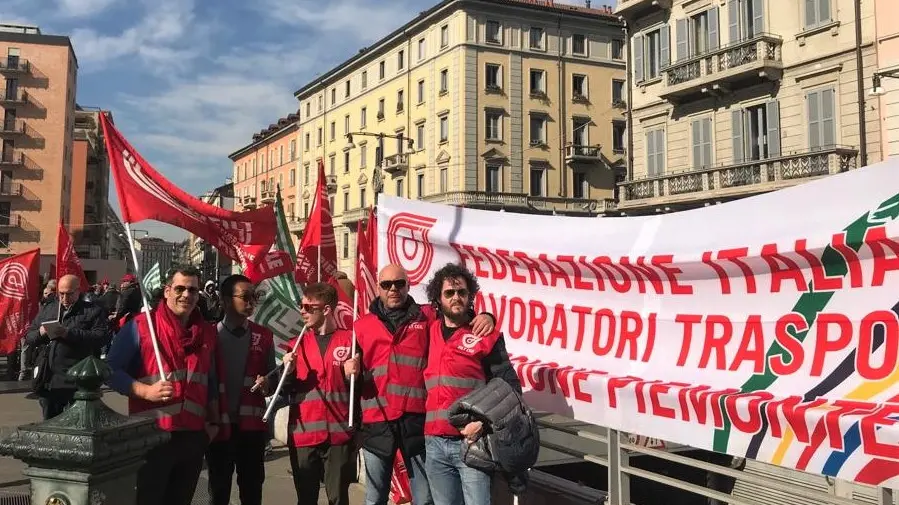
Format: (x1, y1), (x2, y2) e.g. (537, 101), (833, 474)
(257, 0), (422, 43)
(56, 0), (118, 19)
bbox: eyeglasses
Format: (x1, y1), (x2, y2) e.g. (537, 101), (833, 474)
(170, 285), (200, 295)
(233, 292), (265, 303)
(442, 288), (469, 299)
(301, 303), (325, 313)
(379, 279), (408, 291)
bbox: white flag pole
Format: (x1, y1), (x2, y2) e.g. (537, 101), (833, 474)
(348, 289), (359, 427)
(123, 222), (165, 379)
(263, 323), (310, 422)
(317, 243), (322, 281)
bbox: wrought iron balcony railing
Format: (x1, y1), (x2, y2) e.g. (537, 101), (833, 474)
(0, 58), (29, 73)
(0, 90), (27, 106)
(424, 191), (617, 214)
(565, 145), (602, 161)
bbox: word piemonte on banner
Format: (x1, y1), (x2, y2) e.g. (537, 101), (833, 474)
(56, 222), (90, 293)
(377, 157), (899, 489)
(0, 249), (40, 355)
(295, 160), (339, 285)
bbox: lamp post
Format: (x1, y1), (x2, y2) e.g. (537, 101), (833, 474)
(870, 70), (899, 96)
(345, 132), (415, 206)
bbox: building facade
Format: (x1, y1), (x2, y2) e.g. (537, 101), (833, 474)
(187, 182), (237, 282)
(136, 237), (176, 280)
(105, 204), (132, 274)
(616, 0), (880, 215)
(873, 0), (899, 158)
(292, 0), (626, 275)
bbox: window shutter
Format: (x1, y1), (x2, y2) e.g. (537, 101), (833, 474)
(765, 100), (781, 157)
(822, 88), (835, 148)
(656, 129), (666, 174)
(634, 35), (644, 82)
(676, 18), (688, 61)
(708, 7), (720, 50)
(728, 0), (740, 43)
(732, 110), (745, 163)
(660, 25), (670, 67)
(804, 0), (817, 28)
(807, 90), (821, 149)
(819, 0), (831, 25)
(702, 118), (713, 168)
(752, 0), (765, 36)
(498, 65), (504, 88)
(692, 120), (702, 169)
(646, 131), (655, 175)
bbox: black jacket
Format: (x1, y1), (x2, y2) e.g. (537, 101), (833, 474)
(25, 298), (110, 390)
(97, 289), (120, 314)
(114, 284), (143, 322)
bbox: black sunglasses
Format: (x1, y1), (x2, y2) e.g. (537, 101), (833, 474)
(170, 285), (200, 295)
(232, 292), (265, 303)
(443, 288), (469, 299)
(379, 279), (408, 291)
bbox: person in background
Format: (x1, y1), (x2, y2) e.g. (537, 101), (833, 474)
(98, 280), (120, 315)
(206, 274), (275, 505)
(24, 274), (110, 419)
(200, 280), (224, 323)
(16, 279), (58, 381)
(422, 263), (520, 505)
(333, 271), (354, 300)
(113, 273), (143, 326)
(106, 266), (220, 505)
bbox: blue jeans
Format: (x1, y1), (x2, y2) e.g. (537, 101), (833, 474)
(361, 448), (433, 505)
(425, 436), (492, 505)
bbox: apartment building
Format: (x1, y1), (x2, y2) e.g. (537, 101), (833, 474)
(616, 0), (880, 215)
(0, 24), (78, 269)
(873, 0), (899, 158)
(136, 237), (177, 279)
(229, 114), (301, 231)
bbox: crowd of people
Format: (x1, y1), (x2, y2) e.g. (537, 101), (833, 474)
(13, 261), (536, 505)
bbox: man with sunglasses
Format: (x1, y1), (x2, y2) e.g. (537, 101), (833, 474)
(205, 274), (275, 505)
(107, 266), (221, 505)
(343, 264), (496, 505)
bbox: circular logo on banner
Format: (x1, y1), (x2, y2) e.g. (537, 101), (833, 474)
(386, 212), (438, 286)
(461, 334), (481, 350)
(0, 262), (29, 300)
(332, 346), (351, 362)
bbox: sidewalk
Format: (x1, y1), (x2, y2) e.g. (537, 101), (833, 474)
(0, 390), (367, 504)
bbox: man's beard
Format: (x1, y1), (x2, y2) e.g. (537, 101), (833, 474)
(442, 303), (469, 324)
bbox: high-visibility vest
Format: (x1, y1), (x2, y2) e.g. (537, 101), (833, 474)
(423, 321), (499, 437)
(215, 321), (273, 441)
(291, 328), (354, 447)
(355, 306), (434, 424)
(127, 313), (217, 432)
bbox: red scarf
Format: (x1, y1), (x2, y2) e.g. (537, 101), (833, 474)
(154, 303), (207, 367)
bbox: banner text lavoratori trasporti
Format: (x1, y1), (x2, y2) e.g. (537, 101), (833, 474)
(377, 159), (899, 489)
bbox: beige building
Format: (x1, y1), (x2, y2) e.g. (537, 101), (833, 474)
(873, 0), (899, 158)
(292, 0), (626, 274)
(616, 0), (881, 215)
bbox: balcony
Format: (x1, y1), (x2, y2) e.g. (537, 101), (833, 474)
(0, 90), (27, 107)
(242, 195), (257, 209)
(565, 145), (603, 163)
(617, 146), (858, 211)
(0, 58), (29, 74)
(286, 215), (307, 234)
(0, 183), (23, 198)
(341, 207), (369, 225)
(0, 214), (22, 229)
(423, 191), (617, 215)
(0, 152), (43, 180)
(614, 0), (672, 18)
(75, 245), (102, 260)
(260, 191), (276, 204)
(383, 153), (409, 174)
(0, 152), (24, 169)
(660, 35), (783, 103)
(0, 120), (28, 137)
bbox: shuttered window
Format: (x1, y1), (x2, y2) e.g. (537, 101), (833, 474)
(692, 118), (713, 169)
(646, 129), (666, 176)
(807, 89), (835, 150)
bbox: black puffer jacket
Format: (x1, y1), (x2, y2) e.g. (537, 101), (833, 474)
(448, 377), (540, 495)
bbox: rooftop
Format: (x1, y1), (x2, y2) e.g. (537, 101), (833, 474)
(0, 24), (78, 66)
(227, 112), (299, 161)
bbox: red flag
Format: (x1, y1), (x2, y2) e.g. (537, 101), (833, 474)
(0, 249), (40, 354)
(368, 206), (378, 268)
(56, 223), (90, 292)
(243, 250), (293, 284)
(327, 277), (355, 330)
(99, 113), (276, 269)
(389, 450), (413, 504)
(355, 210), (376, 316)
(295, 160), (338, 284)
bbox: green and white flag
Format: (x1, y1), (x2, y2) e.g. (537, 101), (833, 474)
(250, 186), (304, 359)
(142, 262), (162, 293)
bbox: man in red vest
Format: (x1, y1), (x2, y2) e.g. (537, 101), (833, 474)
(106, 266), (221, 505)
(342, 264), (495, 505)
(205, 274), (275, 505)
(422, 263), (521, 505)
(282, 282), (355, 505)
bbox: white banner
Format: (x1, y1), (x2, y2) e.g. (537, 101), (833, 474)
(377, 159), (899, 488)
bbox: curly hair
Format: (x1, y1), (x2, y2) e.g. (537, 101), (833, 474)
(425, 262), (480, 309)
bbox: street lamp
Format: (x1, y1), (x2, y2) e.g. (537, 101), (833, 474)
(870, 70), (899, 96)
(345, 132), (415, 205)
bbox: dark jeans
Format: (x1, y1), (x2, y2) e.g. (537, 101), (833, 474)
(206, 425), (268, 505)
(39, 388), (75, 420)
(137, 430), (208, 505)
(289, 442), (354, 505)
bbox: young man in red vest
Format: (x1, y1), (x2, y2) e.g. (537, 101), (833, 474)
(282, 282), (355, 505)
(342, 264), (496, 505)
(423, 263), (521, 505)
(205, 274), (276, 505)
(106, 266), (221, 505)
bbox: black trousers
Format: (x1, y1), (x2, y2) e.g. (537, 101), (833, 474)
(39, 388), (75, 420)
(289, 441), (354, 505)
(137, 430), (208, 505)
(206, 424), (268, 505)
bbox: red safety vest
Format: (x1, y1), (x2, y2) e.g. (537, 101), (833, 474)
(215, 321), (274, 441)
(128, 312), (217, 432)
(291, 328), (354, 447)
(355, 305), (434, 424)
(423, 321), (499, 437)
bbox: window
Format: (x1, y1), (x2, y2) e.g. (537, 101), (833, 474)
(612, 80), (625, 103)
(572, 74), (588, 99)
(486, 111), (502, 141)
(804, 0), (831, 29)
(441, 25), (449, 47)
(529, 167), (545, 197)
(573, 117), (589, 148)
(330, 121), (336, 141)
(733, 101), (781, 162)
(261, 154), (266, 171)
(396, 178), (404, 196)
(288, 203), (295, 217)
(691, 117), (713, 169)
(318, 95), (323, 111)
(486, 64), (501, 89)
(440, 69), (449, 93)
(529, 115), (546, 145)
(0, 201), (11, 226)
(317, 128), (323, 146)
(290, 169), (296, 186)
(304, 133), (310, 151)
(329, 155), (336, 175)
(304, 164), (310, 184)
(290, 139), (297, 160)
(486, 21), (502, 44)
(730, 0), (764, 41)
(360, 144), (368, 167)
(331, 88), (336, 105)
(306, 102), (311, 117)
(345, 80), (351, 98)
(417, 173), (426, 196)
(360, 188), (367, 208)
(530, 69), (545, 94)
(397, 89), (404, 112)
(343, 191), (349, 211)
(398, 50), (405, 71)
(676, 8), (719, 60)
(361, 107), (367, 128)
(396, 133), (405, 153)
(573, 172), (588, 199)
(329, 196), (335, 213)
(344, 151), (351, 173)
(344, 115), (350, 134)
(417, 80), (425, 103)
(611, 39), (624, 60)
(304, 202), (309, 217)
(378, 99), (385, 119)
(529, 27), (545, 50)
(486, 165), (501, 193)
(379, 61), (386, 79)
(633, 27), (669, 82)
(440, 168), (448, 192)
(279, 146), (284, 165)
(613, 121), (626, 154)
(646, 129), (666, 176)
(572, 34), (587, 55)
(362, 71), (368, 89)
(439, 116), (449, 142)
(343, 232), (350, 259)
(418, 38), (426, 60)
(416, 123), (425, 149)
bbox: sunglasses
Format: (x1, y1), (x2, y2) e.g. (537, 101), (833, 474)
(170, 285), (200, 295)
(443, 288), (469, 299)
(379, 279), (408, 291)
(301, 303), (325, 313)
(233, 292), (265, 303)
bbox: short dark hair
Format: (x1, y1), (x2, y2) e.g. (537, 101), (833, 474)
(303, 282), (338, 309)
(220, 274), (252, 299)
(165, 266), (201, 285)
(425, 263), (480, 309)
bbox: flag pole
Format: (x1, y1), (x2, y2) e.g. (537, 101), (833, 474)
(263, 323), (310, 422)
(348, 289), (358, 428)
(123, 222), (165, 379)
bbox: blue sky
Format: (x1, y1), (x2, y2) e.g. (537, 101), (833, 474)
(2, 0), (598, 241)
